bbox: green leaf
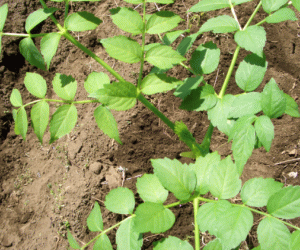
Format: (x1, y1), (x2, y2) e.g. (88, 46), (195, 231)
(284, 93), (300, 117)
(174, 121), (197, 151)
(180, 85), (218, 111)
(134, 202), (175, 233)
(87, 202), (103, 232)
(146, 11), (182, 34)
(261, 78), (286, 118)
(17, 107), (28, 141)
(232, 0), (252, 4)
(84, 72), (109, 94)
(200, 15), (240, 33)
(65, 11), (102, 32)
(292, 0), (300, 11)
(136, 174), (168, 203)
(254, 115), (274, 151)
(257, 217), (291, 250)
(229, 92), (262, 118)
(267, 186), (300, 219)
(94, 105), (122, 144)
(105, 187), (135, 214)
(203, 239), (223, 250)
(10, 89), (23, 107)
(266, 8), (298, 23)
(41, 33), (61, 70)
(190, 151), (221, 195)
(163, 30), (186, 45)
(12, 109), (20, 135)
(141, 74), (182, 95)
(262, 0), (289, 14)
(101, 35), (142, 63)
(146, 0), (174, 4)
(116, 217), (143, 250)
(123, 0), (143, 3)
(24, 72), (47, 98)
(209, 156), (241, 199)
(234, 26), (266, 57)
(31, 101), (49, 144)
(52, 73), (77, 101)
(145, 45), (186, 69)
(144, 43), (161, 52)
(190, 41), (220, 74)
(67, 230), (81, 249)
(241, 177), (283, 207)
(177, 32), (200, 56)
(50, 104), (77, 143)
(0, 4), (8, 32)
(110, 7), (143, 35)
(89, 81), (137, 111)
(228, 115), (256, 141)
(235, 53), (268, 92)
(173, 76), (203, 99)
(19, 37), (46, 70)
(153, 236), (193, 250)
(25, 8), (58, 33)
(151, 158), (196, 200)
(290, 230), (300, 250)
(189, 0), (230, 12)
(93, 234), (113, 250)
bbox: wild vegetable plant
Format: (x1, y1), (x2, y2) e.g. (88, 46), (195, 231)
(1, 0), (300, 249)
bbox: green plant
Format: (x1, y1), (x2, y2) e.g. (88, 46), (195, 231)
(2, 0), (300, 249)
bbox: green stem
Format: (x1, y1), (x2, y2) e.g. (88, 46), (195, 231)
(64, 0), (70, 22)
(193, 198), (200, 250)
(229, 0), (242, 30)
(23, 100), (41, 108)
(243, 1), (262, 29)
(23, 99), (99, 108)
(2, 33), (48, 38)
(180, 62), (198, 75)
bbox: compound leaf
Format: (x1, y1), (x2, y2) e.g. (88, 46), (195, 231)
(234, 26), (266, 57)
(200, 15), (240, 34)
(189, 0), (230, 13)
(254, 115), (274, 151)
(284, 93), (300, 117)
(267, 186), (300, 219)
(241, 177), (283, 207)
(65, 11), (102, 32)
(41, 32), (61, 70)
(134, 202), (175, 233)
(31, 101), (49, 144)
(173, 76), (203, 100)
(50, 104), (77, 143)
(87, 202), (103, 232)
(105, 187), (135, 214)
(25, 8), (58, 33)
(17, 107), (28, 141)
(67, 230), (81, 249)
(146, 11), (182, 34)
(10, 89), (23, 107)
(94, 105), (122, 144)
(52, 73), (77, 101)
(0, 4), (8, 32)
(262, 0), (289, 14)
(93, 234), (113, 250)
(24, 72), (47, 98)
(153, 236), (193, 250)
(290, 230), (300, 250)
(136, 174), (168, 203)
(101, 35), (142, 63)
(84, 72), (109, 94)
(266, 8), (298, 23)
(110, 7), (143, 35)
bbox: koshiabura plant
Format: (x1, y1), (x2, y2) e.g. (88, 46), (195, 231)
(1, 0), (300, 249)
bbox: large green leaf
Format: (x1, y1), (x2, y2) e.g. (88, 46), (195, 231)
(116, 217), (143, 250)
(10, 89), (23, 107)
(65, 11), (102, 32)
(136, 174), (168, 203)
(266, 8), (297, 23)
(267, 186), (300, 219)
(292, 0), (300, 11)
(190, 41), (220, 74)
(257, 217), (291, 250)
(110, 7), (143, 35)
(234, 26), (266, 57)
(235, 53), (268, 92)
(189, 0), (230, 13)
(254, 115), (274, 151)
(41, 33), (61, 70)
(94, 105), (122, 144)
(134, 202), (175, 233)
(151, 158), (196, 201)
(17, 107), (28, 141)
(284, 93), (300, 117)
(145, 45), (186, 69)
(180, 85), (218, 111)
(203, 239), (223, 250)
(241, 177), (283, 207)
(209, 156), (241, 199)
(87, 202), (103, 232)
(153, 236), (193, 250)
(24, 72), (47, 98)
(199, 15), (240, 34)
(173, 76), (203, 99)
(89, 81), (137, 111)
(49, 104), (77, 143)
(262, 0), (289, 14)
(146, 11), (182, 34)
(290, 230), (300, 250)
(25, 8), (58, 33)
(93, 234), (113, 250)
(67, 230), (81, 249)
(163, 30), (186, 45)
(176, 32), (200, 56)
(105, 187), (135, 214)
(31, 101), (49, 144)
(101, 36), (142, 63)
(0, 4), (8, 32)
(261, 78), (286, 118)
(84, 72), (109, 94)
(19, 37), (46, 70)
(52, 73), (77, 101)
(141, 74), (182, 95)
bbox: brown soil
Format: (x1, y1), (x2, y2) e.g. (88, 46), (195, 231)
(0, 0), (300, 249)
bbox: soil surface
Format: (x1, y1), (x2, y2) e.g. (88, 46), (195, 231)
(0, 0), (300, 249)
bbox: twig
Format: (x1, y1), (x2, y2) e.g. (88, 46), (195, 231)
(274, 158), (300, 166)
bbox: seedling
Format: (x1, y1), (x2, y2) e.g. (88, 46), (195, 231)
(1, 0), (300, 249)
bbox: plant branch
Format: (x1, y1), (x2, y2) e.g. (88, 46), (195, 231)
(2, 33), (48, 38)
(64, 0), (70, 22)
(243, 1), (262, 29)
(229, 0), (242, 30)
(193, 198), (200, 250)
